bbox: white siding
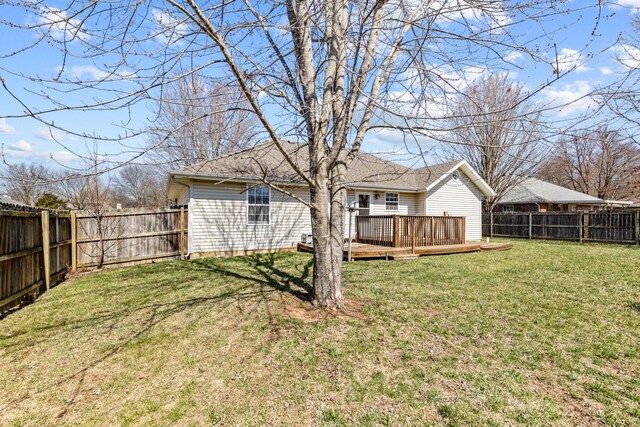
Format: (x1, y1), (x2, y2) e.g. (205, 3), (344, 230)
(345, 190), (419, 239)
(426, 171), (484, 241)
(190, 182), (312, 253)
(416, 193), (426, 216)
(177, 187), (189, 206)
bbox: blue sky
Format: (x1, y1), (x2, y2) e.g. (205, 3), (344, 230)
(0, 0), (639, 172)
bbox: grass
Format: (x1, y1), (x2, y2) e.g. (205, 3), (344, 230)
(1, 239), (639, 426)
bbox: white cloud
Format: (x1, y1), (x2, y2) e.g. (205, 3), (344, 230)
(69, 65), (110, 80)
(613, 44), (640, 69)
(430, 0), (510, 26)
(504, 51), (524, 63)
(608, 0), (640, 13)
(152, 9), (189, 46)
(0, 118), (16, 135)
(437, 65), (487, 92)
(543, 80), (595, 117)
(3, 139), (77, 163)
(35, 127), (64, 141)
(600, 66), (614, 75)
(37, 7), (90, 42)
(9, 140), (32, 152)
(556, 48), (591, 73)
(55, 65), (137, 81)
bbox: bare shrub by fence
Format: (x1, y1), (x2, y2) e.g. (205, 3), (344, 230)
(1, 207), (187, 313)
(75, 208), (188, 268)
(483, 211), (640, 244)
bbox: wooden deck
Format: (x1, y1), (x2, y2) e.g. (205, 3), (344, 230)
(297, 241), (512, 260)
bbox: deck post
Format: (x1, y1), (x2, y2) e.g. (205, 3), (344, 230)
(41, 210), (51, 291)
(461, 216), (466, 243)
(411, 219), (416, 254)
(347, 208), (353, 261)
(490, 212), (494, 238)
(393, 215), (400, 248)
(430, 216), (435, 246)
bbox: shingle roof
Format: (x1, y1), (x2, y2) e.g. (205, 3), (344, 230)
(498, 177), (606, 204)
(170, 142), (462, 191)
(0, 195), (29, 207)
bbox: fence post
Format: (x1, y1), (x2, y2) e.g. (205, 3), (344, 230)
(180, 207), (186, 259)
(528, 213), (532, 240)
(584, 213), (590, 241)
(578, 212), (583, 243)
(55, 214), (60, 274)
(41, 210), (51, 291)
(636, 211), (639, 246)
(490, 212), (494, 238)
(70, 212), (77, 271)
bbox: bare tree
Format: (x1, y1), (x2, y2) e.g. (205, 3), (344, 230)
(112, 164), (167, 208)
(53, 154), (120, 269)
(443, 73), (543, 210)
(600, 15), (640, 149)
(148, 74), (258, 171)
(537, 127), (640, 200)
(0, 1), (608, 308)
(0, 162), (52, 206)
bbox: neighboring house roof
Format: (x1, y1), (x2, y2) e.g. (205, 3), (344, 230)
(498, 177), (632, 205)
(0, 194), (29, 207)
(168, 142), (495, 198)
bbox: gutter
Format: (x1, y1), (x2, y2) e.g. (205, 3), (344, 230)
(170, 172), (427, 193)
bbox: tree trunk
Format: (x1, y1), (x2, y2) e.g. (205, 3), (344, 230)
(309, 173), (345, 309)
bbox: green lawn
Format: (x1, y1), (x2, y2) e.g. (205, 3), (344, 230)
(1, 239), (639, 426)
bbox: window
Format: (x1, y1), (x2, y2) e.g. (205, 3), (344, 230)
(385, 192), (399, 211)
(247, 186), (270, 224)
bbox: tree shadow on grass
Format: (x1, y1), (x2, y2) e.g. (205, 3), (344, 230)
(190, 253), (313, 300)
(0, 253), (314, 418)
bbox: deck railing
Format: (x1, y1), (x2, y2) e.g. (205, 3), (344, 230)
(355, 215), (466, 248)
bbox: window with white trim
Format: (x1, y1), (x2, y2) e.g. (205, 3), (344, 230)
(247, 186), (270, 224)
(385, 192), (399, 211)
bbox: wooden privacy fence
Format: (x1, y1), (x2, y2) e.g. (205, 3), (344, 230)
(356, 215), (466, 248)
(1, 210), (72, 312)
(483, 211), (640, 244)
(74, 208), (188, 268)
(1, 207), (188, 313)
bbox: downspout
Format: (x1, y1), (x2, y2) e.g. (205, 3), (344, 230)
(186, 184), (192, 258)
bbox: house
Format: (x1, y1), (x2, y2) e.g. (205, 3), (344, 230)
(167, 142), (495, 257)
(494, 177), (633, 212)
(0, 195), (32, 209)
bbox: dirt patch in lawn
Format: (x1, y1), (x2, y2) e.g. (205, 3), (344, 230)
(280, 293), (366, 322)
